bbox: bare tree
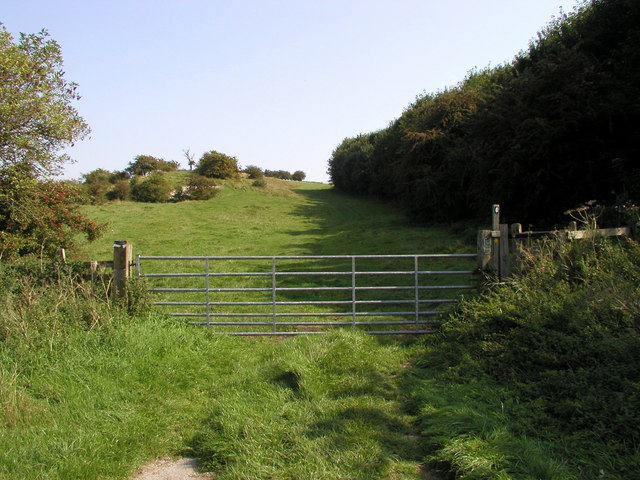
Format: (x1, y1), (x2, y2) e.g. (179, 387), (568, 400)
(183, 148), (196, 171)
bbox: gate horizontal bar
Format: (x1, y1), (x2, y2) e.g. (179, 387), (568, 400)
(149, 285), (474, 293)
(215, 330), (437, 336)
(169, 311), (440, 317)
(138, 254), (476, 260)
(153, 298), (459, 306)
(140, 269), (475, 278)
(189, 320), (439, 326)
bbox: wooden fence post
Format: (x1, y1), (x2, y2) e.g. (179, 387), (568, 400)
(113, 240), (132, 301)
(90, 261), (98, 282)
(477, 229), (492, 271)
(499, 223), (510, 279)
(477, 204), (510, 281)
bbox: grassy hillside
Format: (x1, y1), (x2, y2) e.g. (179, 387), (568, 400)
(78, 177), (472, 259)
(77, 177), (476, 334)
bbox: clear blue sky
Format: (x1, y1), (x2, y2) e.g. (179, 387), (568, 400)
(1, 0), (580, 183)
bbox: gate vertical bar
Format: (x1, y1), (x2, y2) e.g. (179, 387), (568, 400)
(135, 254), (141, 276)
(351, 256), (356, 326)
(205, 258), (210, 324)
(414, 255), (420, 325)
(271, 257), (277, 333)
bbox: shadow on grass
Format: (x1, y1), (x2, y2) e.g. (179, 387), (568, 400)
(284, 186), (464, 256)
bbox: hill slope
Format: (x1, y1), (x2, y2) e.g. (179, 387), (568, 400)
(78, 178), (472, 259)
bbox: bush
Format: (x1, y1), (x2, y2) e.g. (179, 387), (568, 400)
(130, 173), (172, 203)
(252, 178), (267, 188)
(244, 165), (264, 179)
(125, 155), (179, 176)
(264, 169), (292, 180)
(0, 171), (103, 258)
(415, 236), (640, 479)
(107, 179), (130, 201)
(196, 151), (239, 179)
(292, 170), (306, 181)
(82, 169), (112, 204)
(181, 174), (218, 201)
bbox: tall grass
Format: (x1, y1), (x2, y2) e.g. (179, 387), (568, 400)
(9, 180), (635, 479)
(409, 236), (640, 479)
(0, 264), (425, 479)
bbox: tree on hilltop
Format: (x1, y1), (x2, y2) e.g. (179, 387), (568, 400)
(183, 148), (196, 171)
(125, 155), (179, 176)
(196, 150), (239, 179)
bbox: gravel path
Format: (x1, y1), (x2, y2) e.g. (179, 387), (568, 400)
(129, 457), (214, 480)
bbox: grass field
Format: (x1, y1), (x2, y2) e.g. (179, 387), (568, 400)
(78, 177), (472, 259)
(78, 177), (477, 335)
(1, 178), (474, 480)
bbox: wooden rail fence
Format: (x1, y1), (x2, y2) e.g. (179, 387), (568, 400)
(477, 204), (633, 281)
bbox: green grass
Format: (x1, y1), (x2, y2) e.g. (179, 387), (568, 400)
(3, 179), (637, 479)
(0, 310), (423, 480)
(408, 237), (640, 480)
(78, 178), (472, 259)
(2, 180), (471, 479)
(77, 178), (476, 334)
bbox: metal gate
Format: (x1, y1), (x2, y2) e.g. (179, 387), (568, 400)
(136, 253), (477, 335)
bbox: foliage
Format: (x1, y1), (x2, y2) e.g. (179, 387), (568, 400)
(178, 174), (218, 201)
(195, 150), (239, 179)
(412, 236), (640, 479)
(243, 165), (264, 179)
(252, 178), (267, 188)
(328, 0), (640, 227)
(82, 168), (112, 204)
(292, 170), (306, 181)
(107, 179), (130, 201)
(0, 26), (90, 177)
(264, 169), (293, 180)
(125, 155), (179, 176)
(81, 169), (133, 203)
(328, 133), (377, 194)
(130, 172), (172, 203)
(0, 26), (100, 257)
(0, 166), (102, 259)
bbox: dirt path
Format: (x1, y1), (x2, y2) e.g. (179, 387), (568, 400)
(129, 457), (213, 480)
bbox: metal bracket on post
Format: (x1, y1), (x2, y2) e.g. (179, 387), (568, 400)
(490, 205), (501, 278)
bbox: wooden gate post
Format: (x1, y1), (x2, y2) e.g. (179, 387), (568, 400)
(477, 229), (492, 271)
(477, 204), (509, 281)
(113, 240), (132, 301)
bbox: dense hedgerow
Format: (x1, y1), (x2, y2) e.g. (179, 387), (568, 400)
(328, 0), (640, 227)
(411, 236), (640, 479)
